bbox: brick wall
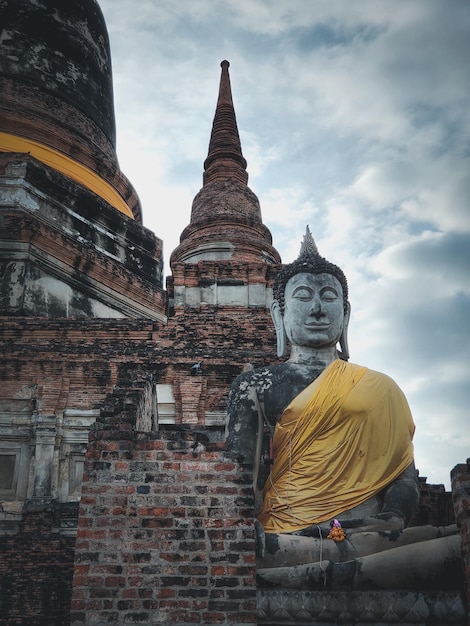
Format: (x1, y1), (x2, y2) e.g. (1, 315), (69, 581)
(409, 473), (455, 527)
(0, 503), (76, 625)
(70, 384), (256, 626)
(0, 155), (165, 319)
(451, 459), (470, 623)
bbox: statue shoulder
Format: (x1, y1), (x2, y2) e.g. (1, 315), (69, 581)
(361, 365), (409, 400)
(229, 364), (282, 400)
(229, 362), (321, 432)
(351, 364), (414, 430)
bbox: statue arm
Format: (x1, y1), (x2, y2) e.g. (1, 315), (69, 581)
(380, 460), (420, 525)
(225, 373), (260, 466)
(339, 461), (420, 535)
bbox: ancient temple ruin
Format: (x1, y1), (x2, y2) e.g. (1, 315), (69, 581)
(1, 1), (469, 624)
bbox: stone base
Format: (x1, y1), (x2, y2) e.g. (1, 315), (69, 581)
(257, 589), (466, 625)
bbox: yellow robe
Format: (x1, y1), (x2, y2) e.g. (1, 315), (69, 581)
(258, 359), (415, 533)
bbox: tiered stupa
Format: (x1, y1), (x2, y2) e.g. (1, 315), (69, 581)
(168, 60), (280, 311)
(0, 0), (165, 320)
(0, 0), (139, 218)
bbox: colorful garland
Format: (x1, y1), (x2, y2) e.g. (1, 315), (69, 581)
(327, 519), (346, 542)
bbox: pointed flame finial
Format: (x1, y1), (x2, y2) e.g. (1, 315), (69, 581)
(273, 226), (349, 313)
(299, 225), (319, 258)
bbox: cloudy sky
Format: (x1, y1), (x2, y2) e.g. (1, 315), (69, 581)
(98, 0), (470, 488)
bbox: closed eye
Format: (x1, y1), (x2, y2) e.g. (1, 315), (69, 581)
(292, 287), (313, 300)
(321, 287), (339, 301)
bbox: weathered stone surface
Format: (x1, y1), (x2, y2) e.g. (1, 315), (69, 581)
(0, 0), (115, 142)
(257, 589), (466, 624)
(0, 0), (142, 219)
(0, 155), (165, 319)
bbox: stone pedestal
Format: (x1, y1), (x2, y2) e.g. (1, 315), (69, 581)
(258, 589), (465, 625)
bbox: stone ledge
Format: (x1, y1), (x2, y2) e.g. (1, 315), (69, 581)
(257, 589), (466, 625)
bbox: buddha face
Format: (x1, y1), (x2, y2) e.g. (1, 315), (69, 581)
(283, 272), (344, 349)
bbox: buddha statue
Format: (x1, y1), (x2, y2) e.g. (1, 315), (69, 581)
(226, 227), (461, 591)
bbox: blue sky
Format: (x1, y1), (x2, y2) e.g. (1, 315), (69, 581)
(99, 0), (470, 488)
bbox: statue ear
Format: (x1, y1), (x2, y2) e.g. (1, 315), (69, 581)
(270, 300), (288, 358)
(339, 301), (351, 361)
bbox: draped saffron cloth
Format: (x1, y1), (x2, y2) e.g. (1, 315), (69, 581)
(258, 359), (415, 533)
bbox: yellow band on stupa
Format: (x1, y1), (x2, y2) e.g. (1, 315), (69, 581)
(0, 131), (134, 219)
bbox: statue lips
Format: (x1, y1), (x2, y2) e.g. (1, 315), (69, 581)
(304, 323), (330, 330)
(303, 322), (335, 345)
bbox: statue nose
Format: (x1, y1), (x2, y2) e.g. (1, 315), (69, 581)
(310, 298), (323, 317)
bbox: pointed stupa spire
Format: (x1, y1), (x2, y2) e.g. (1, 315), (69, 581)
(203, 60), (248, 186)
(169, 61), (280, 269)
(299, 225), (319, 258)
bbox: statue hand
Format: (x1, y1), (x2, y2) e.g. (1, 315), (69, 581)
(339, 512), (405, 535)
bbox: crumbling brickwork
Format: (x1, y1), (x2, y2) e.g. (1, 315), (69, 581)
(0, 309), (274, 625)
(0, 503), (76, 626)
(0, 154), (165, 320)
(452, 459), (470, 623)
(70, 381), (256, 626)
(409, 473), (455, 527)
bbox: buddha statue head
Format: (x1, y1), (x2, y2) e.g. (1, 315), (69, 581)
(271, 227), (351, 359)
